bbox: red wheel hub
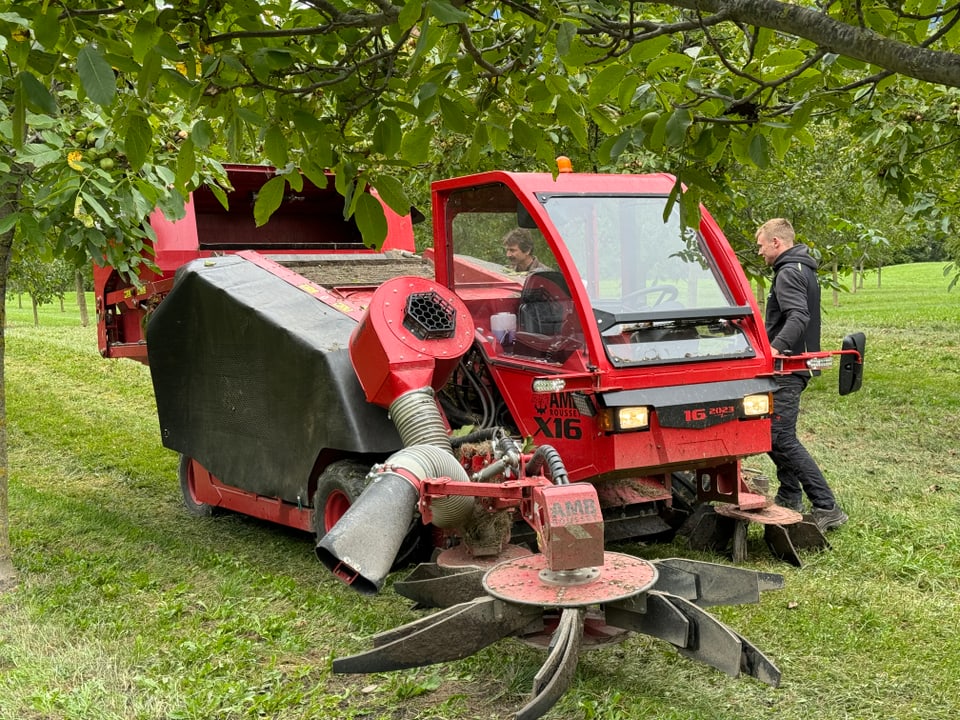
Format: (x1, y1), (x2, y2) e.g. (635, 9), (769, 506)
(324, 490), (353, 532)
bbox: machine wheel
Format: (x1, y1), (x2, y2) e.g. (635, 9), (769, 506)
(661, 470), (702, 535)
(179, 455), (215, 517)
(312, 460), (371, 535)
(731, 520), (749, 563)
(312, 459), (428, 570)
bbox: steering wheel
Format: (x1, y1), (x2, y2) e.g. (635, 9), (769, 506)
(621, 285), (679, 310)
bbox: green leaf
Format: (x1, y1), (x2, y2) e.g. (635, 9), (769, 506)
(749, 133), (771, 168)
(556, 99), (587, 147)
(175, 137), (196, 190)
(80, 190), (114, 225)
(191, 119), (213, 149)
(371, 174), (410, 216)
(124, 112), (152, 171)
(33, 7), (60, 50)
(132, 12), (161, 62)
(399, 0), (423, 30)
(354, 192), (388, 249)
(764, 49), (807, 68)
(16, 143), (59, 168)
(588, 65), (628, 107)
(629, 36), (673, 63)
(301, 158), (329, 193)
(511, 118), (539, 152)
(17, 72), (57, 115)
(400, 124), (434, 164)
(209, 183), (230, 211)
(77, 44), (117, 107)
(254, 175), (286, 226)
(263, 125), (289, 168)
(556, 22), (577, 57)
(0, 212), (20, 234)
(647, 52), (693, 76)
(665, 108), (693, 146)
(438, 96), (471, 135)
(138, 48), (162, 99)
(372, 110), (402, 156)
(286, 171), (303, 193)
(427, 0), (470, 25)
(589, 106), (618, 135)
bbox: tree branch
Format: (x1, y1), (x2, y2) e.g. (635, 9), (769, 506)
(658, 0), (960, 87)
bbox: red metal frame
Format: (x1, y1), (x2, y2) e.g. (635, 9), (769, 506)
(185, 458), (314, 533)
(94, 164), (415, 362)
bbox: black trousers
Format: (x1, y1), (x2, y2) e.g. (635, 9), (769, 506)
(768, 373), (838, 510)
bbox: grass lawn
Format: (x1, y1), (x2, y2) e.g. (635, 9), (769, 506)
(2, 262), (959, 720)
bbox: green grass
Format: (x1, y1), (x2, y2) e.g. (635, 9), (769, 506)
(2, 263), (960, 720)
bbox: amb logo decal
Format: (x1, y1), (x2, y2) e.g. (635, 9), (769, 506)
(533, 393), (583, 440)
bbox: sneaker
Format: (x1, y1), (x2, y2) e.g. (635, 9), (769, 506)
(774, 495), (803, 513)
(811, 505), (848, 531)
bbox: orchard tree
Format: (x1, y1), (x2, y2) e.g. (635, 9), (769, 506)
(5, 0), (960, 590)
(8, 254), (75, 326)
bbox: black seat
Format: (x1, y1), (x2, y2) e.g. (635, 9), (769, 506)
(517, 271), (570, 335)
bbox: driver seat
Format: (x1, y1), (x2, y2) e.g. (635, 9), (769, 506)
(517, 271), (570, 335)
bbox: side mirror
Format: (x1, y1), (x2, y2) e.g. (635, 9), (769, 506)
(838, 332), (866, 396)
(517, 201), (538, 229)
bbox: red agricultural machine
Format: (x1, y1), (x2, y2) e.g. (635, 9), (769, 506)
(96, 162), (864, 718)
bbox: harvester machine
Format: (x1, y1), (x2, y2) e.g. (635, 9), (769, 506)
(97, 161), (864, 718)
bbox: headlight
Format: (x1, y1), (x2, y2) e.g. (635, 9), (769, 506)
(533, 378), (566, 393)
(601, 406), (650, 432)
(742, 393), (772, 416)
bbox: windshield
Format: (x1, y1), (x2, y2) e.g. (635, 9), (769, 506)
(541, 193), (755, 367)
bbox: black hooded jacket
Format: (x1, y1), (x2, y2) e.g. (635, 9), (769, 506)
(766, 244), (821, 357)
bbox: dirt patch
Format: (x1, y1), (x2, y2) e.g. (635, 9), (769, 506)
(281, 254), (435, 288)
(324, 672), (510, 719)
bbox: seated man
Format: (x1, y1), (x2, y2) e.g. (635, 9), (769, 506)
(502, 228), (549, 273)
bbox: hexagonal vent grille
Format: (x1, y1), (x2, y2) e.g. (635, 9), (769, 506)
(403, 291), (457, 340)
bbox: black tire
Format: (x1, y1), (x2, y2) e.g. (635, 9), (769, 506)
(732, 519), (749, 563)
(662, 471), (702, 536)
(312, 459), (429, 570)
(311, 460), (371, 538)
(178, 455), (215, 517)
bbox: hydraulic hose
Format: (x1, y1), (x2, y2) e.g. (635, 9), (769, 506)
(525, 444), (569, 485)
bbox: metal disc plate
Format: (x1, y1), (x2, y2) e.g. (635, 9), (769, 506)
(482, 551), (658, 608)
(437, 543), (533, 571)
(715, 502), (802, 526)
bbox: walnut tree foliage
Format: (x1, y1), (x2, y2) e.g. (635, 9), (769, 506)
(4, 0), (960, 264)
(4, 0), (960, 578)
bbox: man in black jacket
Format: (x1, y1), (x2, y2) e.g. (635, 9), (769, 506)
(756, 218), (848, 531)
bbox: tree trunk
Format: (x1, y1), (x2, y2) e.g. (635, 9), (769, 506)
(0, 187), (18, 593)
(32, 296), (39, 327)
(76, 271), (89, 327)
(878, 265), (882, 288)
